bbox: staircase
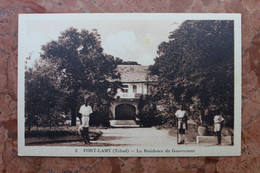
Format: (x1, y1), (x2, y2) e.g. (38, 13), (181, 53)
(109, 120), (140, 128)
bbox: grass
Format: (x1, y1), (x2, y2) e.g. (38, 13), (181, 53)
(25, 125), (102, 145)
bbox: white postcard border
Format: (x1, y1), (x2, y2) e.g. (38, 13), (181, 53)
(18, 13), (241, 157)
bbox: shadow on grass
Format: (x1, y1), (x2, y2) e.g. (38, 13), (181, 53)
(25, 126), (102, 146)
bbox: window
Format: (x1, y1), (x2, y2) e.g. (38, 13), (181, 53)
(133, 85), (137, 93)
(122, 89), (128, 93)
(122, 85), (128, 93)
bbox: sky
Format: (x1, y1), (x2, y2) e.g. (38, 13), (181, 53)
(22, 14), (184, 66)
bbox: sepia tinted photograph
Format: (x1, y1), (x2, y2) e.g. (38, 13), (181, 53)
(18, 13), (241, 157)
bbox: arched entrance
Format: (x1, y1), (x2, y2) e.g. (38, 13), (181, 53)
(115, 104), (136, 120)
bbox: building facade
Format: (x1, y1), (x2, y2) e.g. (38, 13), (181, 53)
(109, 65), (150, 126)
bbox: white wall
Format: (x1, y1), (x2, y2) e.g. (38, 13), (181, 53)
(115, 83), (148, 99)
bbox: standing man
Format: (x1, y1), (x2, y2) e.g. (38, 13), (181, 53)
(175, 105), (188, 144)
(79, 100), (93, 144)
(214, 113), (224, 145)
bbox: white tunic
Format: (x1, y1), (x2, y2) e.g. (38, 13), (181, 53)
(214, 115), (224, 132)
(175, 110), (186, 118)
(79, 105), (93, 127)
(175, 110), (187, 129)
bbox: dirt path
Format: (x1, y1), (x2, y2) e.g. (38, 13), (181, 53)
(35, 127), (180, 147)
(26, 127), (231, 147)
(94, 127), (177, 147)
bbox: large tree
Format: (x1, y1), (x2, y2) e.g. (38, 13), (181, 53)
(26, 27), (121, 127)
(149, 20), (234, 127)
(25, 58), (63, 130)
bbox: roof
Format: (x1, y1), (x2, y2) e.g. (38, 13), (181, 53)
(116, 65), (149, 82)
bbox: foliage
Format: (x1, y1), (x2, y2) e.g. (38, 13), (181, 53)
(25, 59), (64, 130)
(25, 27), (122, 129)
(149, 20), (234, 127)
(137, 95), (158, 127)
(115, 59), (140, 65)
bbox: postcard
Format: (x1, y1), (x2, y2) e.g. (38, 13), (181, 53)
(18, 13), (241, 157)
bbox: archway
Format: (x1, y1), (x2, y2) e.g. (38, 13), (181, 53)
(115, 104), (136, 120)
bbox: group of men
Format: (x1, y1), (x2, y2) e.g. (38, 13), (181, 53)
(78, 100), (225, 145)
(175, 105), (225, 145)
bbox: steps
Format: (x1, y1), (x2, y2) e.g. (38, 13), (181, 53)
(109, 120), (140, 128)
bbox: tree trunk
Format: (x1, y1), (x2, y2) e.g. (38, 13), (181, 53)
(27, 114), (31, 132)
(49, 115), (52, 129)
(71, 89), (79, 126)
(200, 110), (204, 125)
(28, 121), (31, 132)
(71, 106), (77, 126)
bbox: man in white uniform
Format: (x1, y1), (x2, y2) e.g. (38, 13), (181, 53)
(79, 100), (93, 144)
(214, 114), (224, 145)
(175, 105), (188, 144)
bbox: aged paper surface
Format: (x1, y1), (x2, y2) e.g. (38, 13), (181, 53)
(18, 13), (241, 157)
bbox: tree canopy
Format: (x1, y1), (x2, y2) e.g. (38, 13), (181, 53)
(25, 21), (235, 130)
(149, 20), (234, 126)
(25, 27), (122, 128)
(25, 58), (63, 130)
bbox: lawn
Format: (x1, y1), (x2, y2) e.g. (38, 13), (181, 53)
(25, 126), (103, 145)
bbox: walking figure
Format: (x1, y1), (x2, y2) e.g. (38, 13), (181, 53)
(79, 100), (93, 144)
(214, 114), (224, 145)
(175, 105), (188, 144)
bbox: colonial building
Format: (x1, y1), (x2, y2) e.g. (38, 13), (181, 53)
(109, 65), (151, 127)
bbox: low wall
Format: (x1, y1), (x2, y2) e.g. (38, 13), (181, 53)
(196, 136), (233, 145)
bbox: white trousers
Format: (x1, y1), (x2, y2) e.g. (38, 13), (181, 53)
(82, 116), (90, 127)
